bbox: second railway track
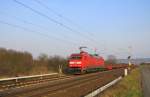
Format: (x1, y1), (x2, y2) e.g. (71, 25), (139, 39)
(0, 73), (71, 92)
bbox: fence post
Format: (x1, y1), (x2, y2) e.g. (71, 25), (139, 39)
(59, 64), (62, 75)
(124, 69), (128, 76)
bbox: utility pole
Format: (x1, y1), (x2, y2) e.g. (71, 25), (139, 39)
(128, 46), (132, 70)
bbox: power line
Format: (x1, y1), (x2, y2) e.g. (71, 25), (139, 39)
(0, 11), (79, 45)
(13, 0), (95, 46)
(13, 0), (82, 39)
(0, 11), (48, 30)
(13, 0), (107, 53)
(0, 20), (78, 45)
(33, 0), (100, 45)
(33, 0), (89, 32)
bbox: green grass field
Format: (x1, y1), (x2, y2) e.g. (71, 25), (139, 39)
(100, 68), (142, 97)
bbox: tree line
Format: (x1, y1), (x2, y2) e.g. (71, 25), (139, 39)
(0, 48), (67, 77)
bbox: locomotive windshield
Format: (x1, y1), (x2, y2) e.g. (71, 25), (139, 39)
(70, 56), (82, 60)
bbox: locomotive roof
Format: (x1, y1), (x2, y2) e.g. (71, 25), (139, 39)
(71, 51), (102, 58)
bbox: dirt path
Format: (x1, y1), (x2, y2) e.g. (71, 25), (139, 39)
(141, 65), (150, 97)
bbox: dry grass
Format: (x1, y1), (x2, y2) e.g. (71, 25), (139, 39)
(100, 68), (142, 97)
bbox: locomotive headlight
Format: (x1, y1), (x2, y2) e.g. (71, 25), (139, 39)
(76, 62), (82, 64)
(69, 62), (75, 64)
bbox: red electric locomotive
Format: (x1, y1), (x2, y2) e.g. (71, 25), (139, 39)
(68, 47), (130, 74)
(68, 50), (104, 74)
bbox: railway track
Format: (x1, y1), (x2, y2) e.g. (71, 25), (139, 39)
(0, 73), (71, 92)
(0, 68), (125, 97)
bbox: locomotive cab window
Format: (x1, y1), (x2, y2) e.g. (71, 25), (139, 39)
(70, 56), (82, 60)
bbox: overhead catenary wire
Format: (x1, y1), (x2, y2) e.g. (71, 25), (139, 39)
(13, 0), (83, 40)
(0, 11), (80, 45)
(0, 20), (78, 46)
(13, 0), (75, 32)
(33, 0), (101, 46)
(33, 0), (107, 52)
(13, 0), (108, 54)
(13, 0), (96, 47)
(0, 11), (50, 30)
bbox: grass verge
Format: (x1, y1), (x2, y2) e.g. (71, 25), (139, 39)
(100, 68), (142, 97)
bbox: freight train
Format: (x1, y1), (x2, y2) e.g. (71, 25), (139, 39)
(68, 49), (128, 74)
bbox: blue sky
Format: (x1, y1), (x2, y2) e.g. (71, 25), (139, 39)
(0, 0), (150, 59)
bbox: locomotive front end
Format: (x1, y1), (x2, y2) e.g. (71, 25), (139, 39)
(68, 54), (84, 74)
